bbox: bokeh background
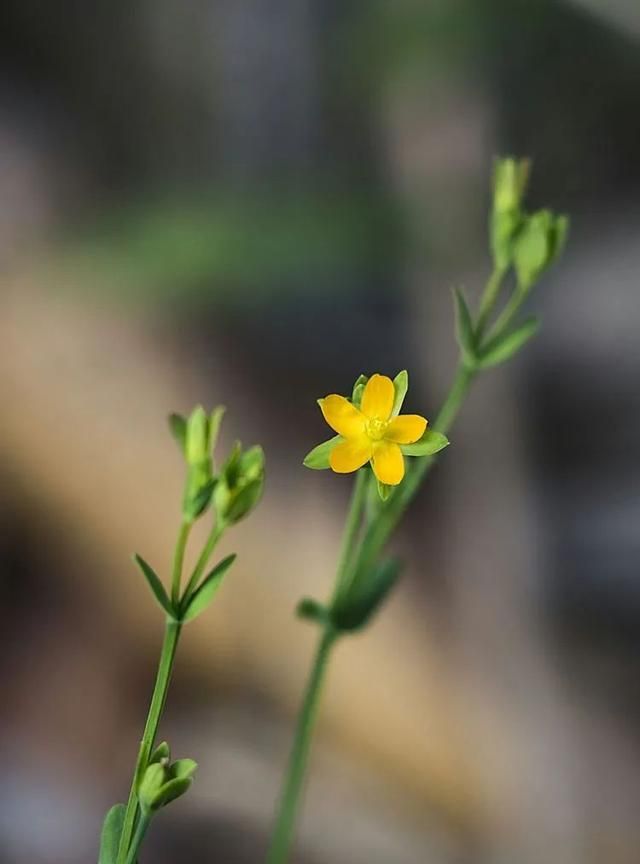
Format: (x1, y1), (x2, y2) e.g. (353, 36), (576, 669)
(2, 1), (640, 862)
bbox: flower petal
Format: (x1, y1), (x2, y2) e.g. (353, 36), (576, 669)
(319, 395), (366, 438)
(361, 374), (395, 421)
(371, 440), (405, 485)
(385, 415), (428, 444)
(330, 436), (372, 474)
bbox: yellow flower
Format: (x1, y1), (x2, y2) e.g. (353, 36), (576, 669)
(318, 374), (427, 486)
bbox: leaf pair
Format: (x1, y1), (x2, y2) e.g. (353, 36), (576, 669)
(298, 558), (402, 635)
(134, 553), (236, 623)
(454, 287), (540, 369)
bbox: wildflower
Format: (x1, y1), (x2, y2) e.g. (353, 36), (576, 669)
(318, 374), (427, 486)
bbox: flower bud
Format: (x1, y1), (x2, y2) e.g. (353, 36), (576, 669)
(181, 405), (225, 522)
(214, 445), (265, 525)
(138, 752), (197, 814)
(513, 209), (568, 290)
(490, 156), (530, 271)
(185, 406), (209, 465)
(493, 156), (530, 214)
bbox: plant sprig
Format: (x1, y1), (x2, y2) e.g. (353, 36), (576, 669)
(266, 156), (569, 864)
(98, 406), (265, 864)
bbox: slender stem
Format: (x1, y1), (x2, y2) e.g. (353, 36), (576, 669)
(116, 620), (182, 864)
(266, 361), (477, 863)
(171, 520), (192, 605)
(488, 284), (529, 342)
(182, 520), (225, 602)
(266, 626), (337, 864)
(331, 468), (368, 606)
(475, 265), (505, 338)
(125, 811), (151, 864)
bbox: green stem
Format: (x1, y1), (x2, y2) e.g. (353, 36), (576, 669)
(475, 265), (505, 338)
(171, 521), (192, 606)
(182, 520), (225, 602)
(488, 285), (529, 342)
(124, 811), (151, 864)
(266, 626), (337, 864)
(331, 468), (368, 606)
(116, 620), (182, 864)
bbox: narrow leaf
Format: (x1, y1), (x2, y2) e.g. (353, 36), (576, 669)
(98, 803), (126, 864)
(332, 558), (402, 632)
(479, 316), (540, 368)
(297, 597), (330, 625)
(391, 370), (408, 417)
(452, 288), (477, 366)
(400, 428), (449, 457)
(168, 413), (187, 454)
(181, 553), (237, 622)
(133, 554), (175, 618)
(303, 435), (342, 470)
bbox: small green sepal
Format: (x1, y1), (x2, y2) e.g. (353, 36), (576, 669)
(303, 435), (342, 470)
(133, 554), (177, 619)
(351, 374), (369, 407)
(400, 428), (449, 457)
(149, 741), (171, 764)
(376, 478), (392, 501)
(391, 370), (408, 417)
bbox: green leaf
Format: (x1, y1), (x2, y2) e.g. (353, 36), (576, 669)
(303, 435), (342, 470)
(452, 288), (477, 367)
(332, 558), (402, 632)
(297, 597), (330, 625)
(168, 413), (187, 454)
(391, 370), (408, 417)
(400, 429), (449, 457)
(98, 803), (126, 864)
(133, 554), (176, 618)
(479, 316), (540, 368)
(181, 553), (237, 621)
(376, 478), (392, 501)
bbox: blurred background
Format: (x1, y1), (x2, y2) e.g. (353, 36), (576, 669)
(1, 1), (640, 862)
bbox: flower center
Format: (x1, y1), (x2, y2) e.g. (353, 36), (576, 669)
(366, 417), (388, 441)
